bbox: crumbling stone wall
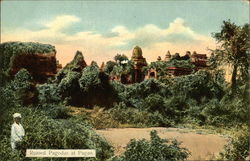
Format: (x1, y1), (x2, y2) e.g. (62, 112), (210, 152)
(10, 53), (58, 83)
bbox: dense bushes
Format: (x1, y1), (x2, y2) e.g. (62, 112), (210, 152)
(219, 126), (249, 161)
(5, 69), (38, 105)
(0, 107), (114, 161)
(110, 70), (248, 127)
(171, 70), (224, 103)
(112, 70), (224, 108)
(78, 65), (117, 107)
(75, 104), (173, 129)
(4, 62), (247, 129)
(143, 59), (195, 79)
(0, 87), (16, 133)
(112, 130), (190, 161)
(0, 81), (112, 161)
(56, 62), (118, 107)
(0, 69), (114, 161)
(58, 71), (82, 105)
(1, 37), (249, 160)
(109, 104), (173, 127)
(112, 79), (171, 109)
(37, 83), (61, 104)
(202, 96), (249, 126)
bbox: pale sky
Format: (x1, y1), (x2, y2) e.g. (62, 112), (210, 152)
(1, 0), (249, 66)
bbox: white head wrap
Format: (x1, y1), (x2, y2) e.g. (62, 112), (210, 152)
(13, 113), (22, 118)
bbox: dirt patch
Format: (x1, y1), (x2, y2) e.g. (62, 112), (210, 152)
(96, 127), (228, 160)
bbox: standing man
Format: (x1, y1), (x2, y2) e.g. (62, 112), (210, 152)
(11, 113), (25, 150)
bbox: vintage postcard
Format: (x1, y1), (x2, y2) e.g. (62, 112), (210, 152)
(0, 0), (249, 160)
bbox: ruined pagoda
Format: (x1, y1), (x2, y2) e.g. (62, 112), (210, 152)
(131, 46), (147, 83)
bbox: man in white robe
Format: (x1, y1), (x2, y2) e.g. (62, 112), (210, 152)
(11, 113), (25, 150)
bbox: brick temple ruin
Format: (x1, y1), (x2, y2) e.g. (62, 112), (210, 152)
(8, 44), (207, 84)
(165, 51), (208, 76)
(10, 51), (62, 83)
(108, 46), (208, 83)
(131, 46), (147, 83)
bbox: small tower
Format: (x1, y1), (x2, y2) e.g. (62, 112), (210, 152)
(186, 51), (191, 57)
(131, 46), (147, 83)
(164, 50), (171, 61)
(191, 51), (198, 62)
(157, 56), (162, 61)
(100, 62), (105, 72)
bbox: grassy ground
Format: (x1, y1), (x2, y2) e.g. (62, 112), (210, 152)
(67, 106), (238, 136)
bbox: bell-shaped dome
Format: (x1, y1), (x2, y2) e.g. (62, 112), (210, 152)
(132, 46), (143, 58)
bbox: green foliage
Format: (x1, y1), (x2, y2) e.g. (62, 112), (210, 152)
(0, 136), (23, 161)
(56, 50), (86, 85)
(63, 50), (86, 73)
(112, 79), (171, 108)
(163, 96), (190, 123)
(9, 69), (38, 105)
(12, 68), (32, 88)
(219, 127), (249, 161)
(143, 94), (164, 112)
(144, 59), (195, 79)
(145, 61), (168, 78)
(113, 130), (190, 161)
(88, 106), (120, 129)
(37, 83), (61, 104)
(58, 71), (82, 105)
(56, 62), (118, 107)
(0, 107), (114, 161)
(110, 61), (134, 79)
(104, 61), (117, 74)
(212, 21), (249, 69)
(109, 103), (173, 127)
(114, 53), (128, 63)
(211, 20), (250, 92)
(171, 70), (224, 103)
(39, 104), (71, 119)
(0, 87), (17, 133)
(0, 74), (114, 161)
(111, 65), (124, 77)
(168, 59), (195, 69)
(202, 96), (249, 126)
(108, 53), (134, 81)
(184, 105), (205, 126)
(79, 65), (101, 92)
(78, 65), (117, 107)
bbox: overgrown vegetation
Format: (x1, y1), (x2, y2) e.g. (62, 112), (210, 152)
(70, 105), (173, 129)
(0, 20), (249, 160)
(0, 70), (114, 161)
(218, 126), (249, 161)
(210, 20), (250, 94)
(0, 41), (56, 85)
(112, 130), (190, 161)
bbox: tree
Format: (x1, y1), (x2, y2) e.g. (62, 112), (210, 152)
(10, 69), (38, 105)
(171, 70), (224, 103)
(104, 61), (117, 74)
(114, 54), (128, 64)
(79, 65), (101, 92)
(219, 126), (249, 161)
(78, 64), (118, 107)
(211, 20), (250, 94)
